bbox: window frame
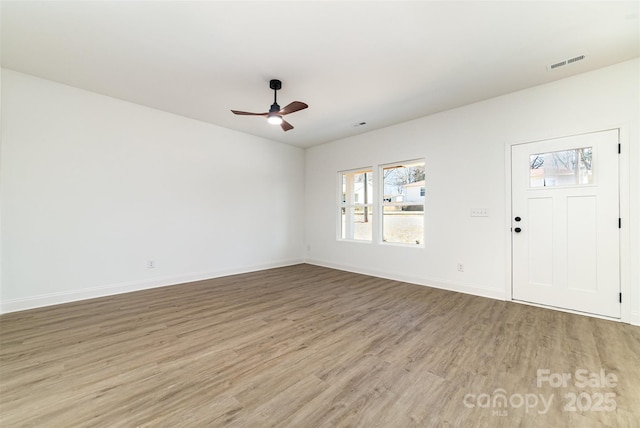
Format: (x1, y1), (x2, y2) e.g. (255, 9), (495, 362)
(337, 167), (374, 242)
(336, 159), (426, 248)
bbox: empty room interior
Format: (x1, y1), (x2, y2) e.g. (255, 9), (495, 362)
(1, 1), (639, 426)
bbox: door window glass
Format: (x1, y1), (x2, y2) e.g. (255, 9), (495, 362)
(529, 147), (592, 187)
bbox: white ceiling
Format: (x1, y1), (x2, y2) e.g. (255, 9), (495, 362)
(2, 1), (638, 148)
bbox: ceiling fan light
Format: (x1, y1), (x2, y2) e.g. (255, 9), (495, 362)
(267, 114), (283, 125)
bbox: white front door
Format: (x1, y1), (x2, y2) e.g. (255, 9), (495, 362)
(511, 130), (620, 318)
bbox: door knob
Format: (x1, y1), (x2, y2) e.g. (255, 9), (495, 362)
(514, 216), (521, 222)
(514, 227), (522, 233)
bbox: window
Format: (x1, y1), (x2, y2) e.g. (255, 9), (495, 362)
(381, 160), (425, 245)
(529, 147), (592, 188)
(338, 160), (425, 246)
(339, 168), (373, 241)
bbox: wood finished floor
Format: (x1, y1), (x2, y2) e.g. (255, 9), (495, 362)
(1, 264), (639, 427)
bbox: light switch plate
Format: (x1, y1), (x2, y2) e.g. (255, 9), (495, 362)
(471, 208), (488, 217)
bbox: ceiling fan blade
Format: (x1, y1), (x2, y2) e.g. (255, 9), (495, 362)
(231, 110), (268, 116)
(281, 119), (294, 132)
(279, 101), (308, 116)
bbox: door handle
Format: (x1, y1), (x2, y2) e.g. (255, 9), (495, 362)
(514, 216), (521, 222)
(514, 227), (522, 233)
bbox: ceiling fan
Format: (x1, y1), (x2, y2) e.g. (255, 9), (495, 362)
(231, 79), (308, 132)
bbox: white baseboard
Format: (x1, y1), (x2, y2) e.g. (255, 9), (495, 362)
(306, 258), (507, 301)
(6, 259), (633, 325)
(0, 259), (304, 314)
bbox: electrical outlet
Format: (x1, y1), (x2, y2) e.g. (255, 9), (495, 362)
(457, 263), (464, 272)
(147, 260), (155, 269)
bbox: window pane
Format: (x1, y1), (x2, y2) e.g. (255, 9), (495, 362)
(340, 168), (373, 242)
(382, 160), (425, 245)
(341, 206), (373, 241)
(382, 205), (423, 245)
(529, 147), (592, 187)
(341, 170), (373, 204)
(383, 161), (425, 204)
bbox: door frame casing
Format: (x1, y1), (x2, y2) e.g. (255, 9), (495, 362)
(504, 124), (632, 324)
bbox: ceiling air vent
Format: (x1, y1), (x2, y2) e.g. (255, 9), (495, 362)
(547, 55), (585, 71)
(567, 55), (585, 64)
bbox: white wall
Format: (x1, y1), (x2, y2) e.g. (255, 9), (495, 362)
(3, 61), (638, 324)
(305, 59), (640, 324)
(0, 69), (305, 313)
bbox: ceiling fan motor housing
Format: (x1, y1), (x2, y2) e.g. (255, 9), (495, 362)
(269, 79), (282, 90)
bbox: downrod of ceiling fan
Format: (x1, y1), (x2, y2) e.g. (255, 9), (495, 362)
(269, 79), (282, 108)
